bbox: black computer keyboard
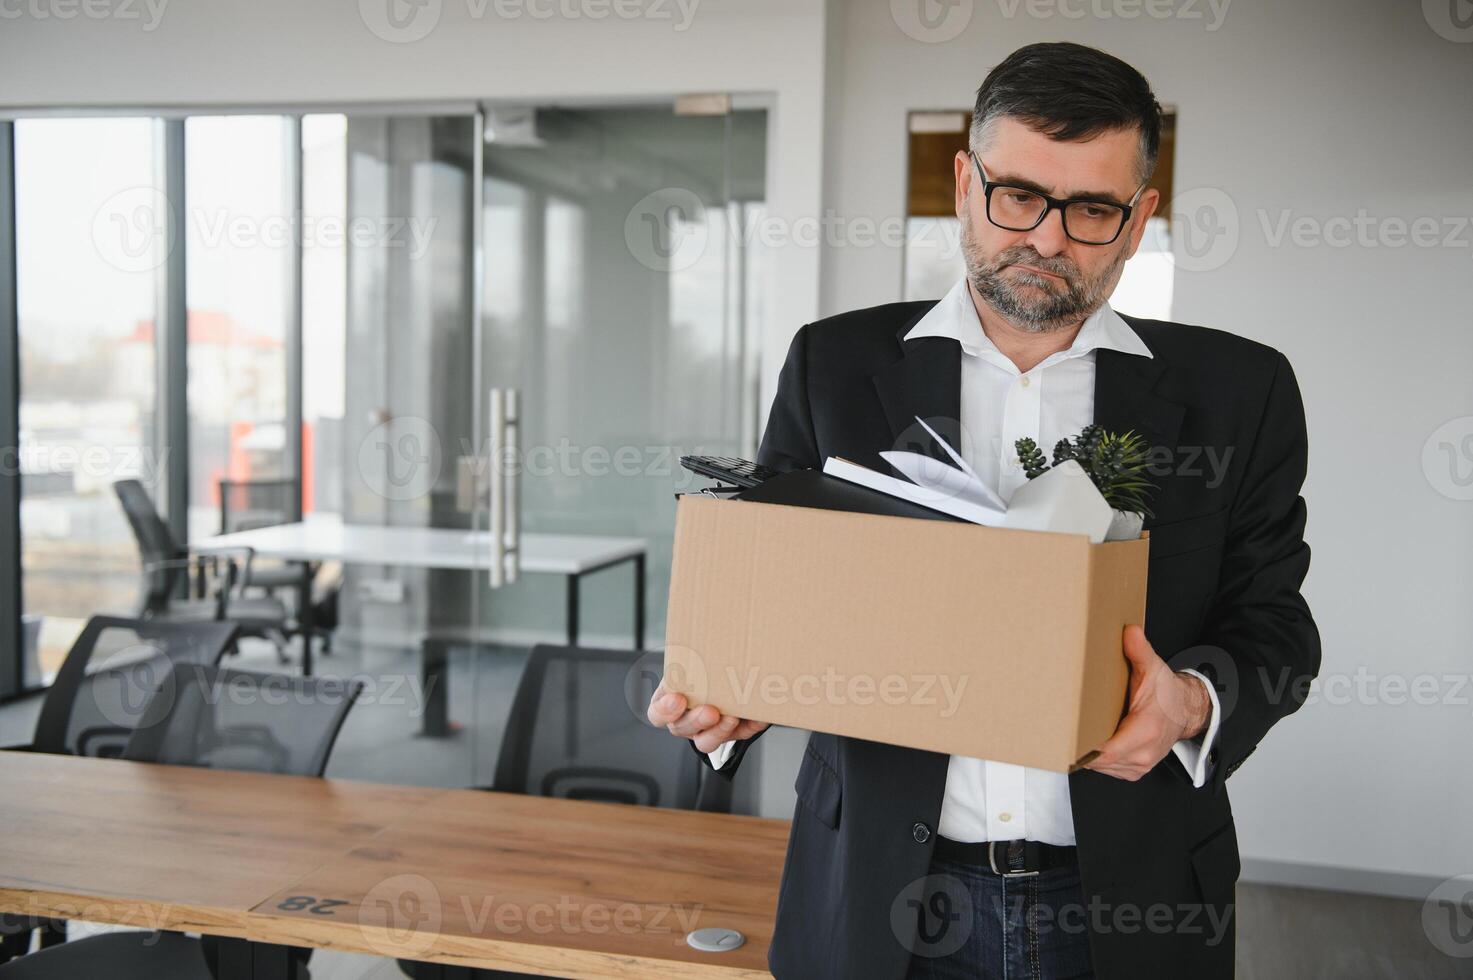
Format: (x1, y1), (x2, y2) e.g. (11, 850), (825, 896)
(678, 454), (783, 489)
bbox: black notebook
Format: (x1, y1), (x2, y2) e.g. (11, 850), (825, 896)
(734, 468), (964, 524)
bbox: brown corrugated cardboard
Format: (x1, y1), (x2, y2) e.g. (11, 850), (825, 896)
(663, 494), (1149, 772)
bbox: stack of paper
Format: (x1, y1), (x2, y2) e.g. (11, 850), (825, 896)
(822, 416), (1120, 543)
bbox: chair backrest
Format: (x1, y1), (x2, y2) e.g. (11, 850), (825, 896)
(31, 616), (240, 758)
(123, 664), (361, 776)
(113, 478), (184, 611)
(491, 645), (728, 812)
(218, 478), (297, 534)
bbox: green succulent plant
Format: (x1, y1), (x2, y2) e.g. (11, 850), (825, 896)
(1016, 426), (1156, 516)
(1015, 437), (1050, 479)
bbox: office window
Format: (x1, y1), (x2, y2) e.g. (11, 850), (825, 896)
(184, 115), (294, 539)
(302, 113), (348, 516)
(902, 109), (1177, 319)
(13, 118), (162, 685)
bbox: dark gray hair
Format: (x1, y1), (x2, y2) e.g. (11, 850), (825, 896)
(970, 42), (1163, 186)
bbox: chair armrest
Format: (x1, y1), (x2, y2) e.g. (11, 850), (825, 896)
(146, 548), (257, 603)
(191, 546), (256, 599)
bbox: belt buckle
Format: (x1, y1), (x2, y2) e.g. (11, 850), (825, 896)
(987, 840), (1040, 878)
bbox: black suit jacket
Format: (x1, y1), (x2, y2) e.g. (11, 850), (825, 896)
(708, 300), (1320, 980)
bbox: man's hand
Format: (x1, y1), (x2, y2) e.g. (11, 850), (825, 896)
(646, 681), (769, 754)
(1087, 625), (1212, 782)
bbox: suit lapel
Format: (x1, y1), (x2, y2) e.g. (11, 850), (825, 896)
(1093, 345), (1185, 521)
(871, 319), (963, 468)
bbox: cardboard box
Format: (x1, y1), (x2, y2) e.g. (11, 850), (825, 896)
(663, 494), (1149, 772)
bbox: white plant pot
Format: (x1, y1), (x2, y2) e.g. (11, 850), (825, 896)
(1105, 509), (1145, 542)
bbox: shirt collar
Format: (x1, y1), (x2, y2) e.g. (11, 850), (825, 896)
(902, 278), (1153, 361)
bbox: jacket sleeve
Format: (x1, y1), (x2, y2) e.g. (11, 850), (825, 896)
(692, 325), (822, 778)
(1168, 351), (1321, 794)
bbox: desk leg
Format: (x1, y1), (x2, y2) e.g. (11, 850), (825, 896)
(422, 637), (450, 738)
(633, 552), (645, 651)
(298, 562), (317, 678)
(565, 573), (580, 648)
(217, 938), (303, 980)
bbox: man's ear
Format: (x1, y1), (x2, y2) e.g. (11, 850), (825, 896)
(1122, 187), (1161, 260)
(954, 150), (973, 220)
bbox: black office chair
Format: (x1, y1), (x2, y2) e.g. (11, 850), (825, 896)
(491, 645), (731, 811)
(14, 616), (241, 758)
(123, 663), (361, 776)
(398, 644), (731, 980)
(218, 478), (304, 591)
(0, 664), (362, 978)
(219, 478), (336, 659)
(113, 479), (293, 664)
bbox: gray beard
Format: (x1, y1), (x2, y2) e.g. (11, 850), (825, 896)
(961, 220), (1128, 334)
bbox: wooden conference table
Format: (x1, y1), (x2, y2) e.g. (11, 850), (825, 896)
(0, 751), (787, 979)
(198, 517), (649, 735)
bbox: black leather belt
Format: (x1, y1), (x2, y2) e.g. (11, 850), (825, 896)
(933, 836), (1078, 877)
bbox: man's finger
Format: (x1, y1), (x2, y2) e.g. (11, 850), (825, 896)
(691, 714), (741, 753)
(667, 702), (722, 738)
(647, 690), (686, 726)
(731, 719), (770, 741)
(1122, 624), (1158, 669)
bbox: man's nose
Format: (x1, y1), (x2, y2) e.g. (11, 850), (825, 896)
(1024, 206), (1069, 258)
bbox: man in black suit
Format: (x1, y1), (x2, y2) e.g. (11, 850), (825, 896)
(650, 42), (1318, 980)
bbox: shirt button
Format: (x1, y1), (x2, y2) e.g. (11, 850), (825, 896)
(911, 822), (931, 843)
(1019, 376), (1031, 388)
(998, 812), (1012, 823)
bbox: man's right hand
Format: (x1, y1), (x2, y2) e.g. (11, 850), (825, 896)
(647, 682), (769, 753)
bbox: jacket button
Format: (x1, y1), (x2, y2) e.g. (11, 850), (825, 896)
(912, 822), (931, 843)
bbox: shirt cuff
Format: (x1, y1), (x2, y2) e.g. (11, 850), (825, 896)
(708, 740), (737, 770)
(1170, 668), (1221, 788)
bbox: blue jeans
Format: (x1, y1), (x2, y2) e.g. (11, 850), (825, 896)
(904, 856), (1095, 980)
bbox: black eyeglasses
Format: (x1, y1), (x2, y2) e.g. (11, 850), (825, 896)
(969, 152), (1146, 246)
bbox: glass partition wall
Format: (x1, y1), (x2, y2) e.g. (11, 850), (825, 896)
(0, 101), (768, 793)
(465, 104), (767, 784)
(12, 118), (165, 688)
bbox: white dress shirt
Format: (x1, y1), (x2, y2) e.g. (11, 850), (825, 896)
(712, 279), (1220, 844)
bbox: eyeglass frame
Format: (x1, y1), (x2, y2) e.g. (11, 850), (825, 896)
(968, 151), (1148, 246)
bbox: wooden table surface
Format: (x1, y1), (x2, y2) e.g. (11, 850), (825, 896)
(0, 751), (442, 939)
(0, 751), (787, 979)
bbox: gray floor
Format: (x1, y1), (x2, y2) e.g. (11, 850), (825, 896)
(2, 638), (1467, 979)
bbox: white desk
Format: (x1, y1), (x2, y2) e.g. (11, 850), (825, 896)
(200, 517), (647, 577)
(197, 516), (649, 735)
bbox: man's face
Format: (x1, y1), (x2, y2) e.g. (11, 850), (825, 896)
(954, 116), (1160, 332)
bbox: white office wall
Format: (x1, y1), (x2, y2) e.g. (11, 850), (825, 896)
(815, 0), (1473, 891)
(4, 0), (1471, 891)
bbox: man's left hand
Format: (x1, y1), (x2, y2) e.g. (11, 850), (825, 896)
(1087, 625), (1212, 782)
